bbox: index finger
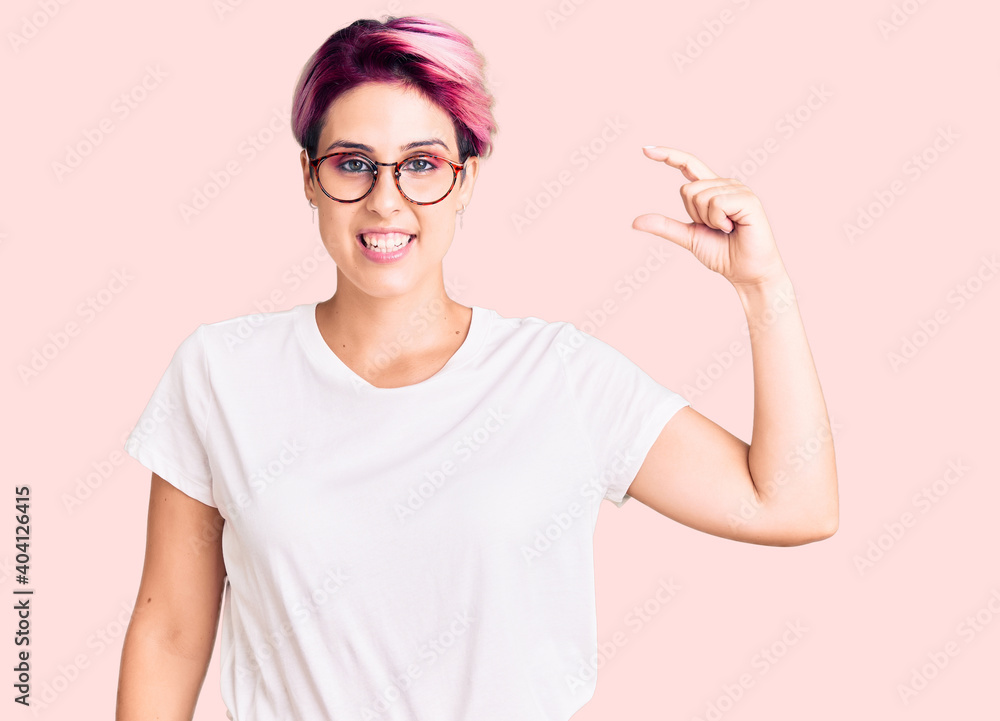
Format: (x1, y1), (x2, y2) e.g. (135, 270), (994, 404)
(642, 146), (720, 182)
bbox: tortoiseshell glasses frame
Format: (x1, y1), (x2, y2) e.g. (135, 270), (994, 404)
(308, 151), (467, 205)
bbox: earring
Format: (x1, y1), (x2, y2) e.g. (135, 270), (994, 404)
(457, 203), (466, 230)
(309, 200), (317, 225)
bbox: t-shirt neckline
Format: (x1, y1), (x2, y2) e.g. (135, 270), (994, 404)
(295, 300), (490, 391)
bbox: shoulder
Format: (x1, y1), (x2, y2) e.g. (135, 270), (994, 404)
(195, 304), (304, 358)
(486, 306), (614, 358)
(474, 307), (626, 384)
(478, 305), (579, 354)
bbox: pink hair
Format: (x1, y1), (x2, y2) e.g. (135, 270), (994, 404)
(291, 15), (498, 174)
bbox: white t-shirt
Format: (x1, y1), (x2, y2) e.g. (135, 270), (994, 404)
(124, 301), (690, 721)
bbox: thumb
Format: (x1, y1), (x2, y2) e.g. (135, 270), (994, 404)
(632, 213), (695, 251)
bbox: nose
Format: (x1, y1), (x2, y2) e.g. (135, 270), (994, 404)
(364, 164), (406, 214)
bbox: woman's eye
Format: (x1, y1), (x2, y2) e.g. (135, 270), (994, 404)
(342, 159), (367, 172)
(404, 157), (432, 172)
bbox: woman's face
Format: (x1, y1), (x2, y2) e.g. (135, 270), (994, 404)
(300, 81), (479, 300)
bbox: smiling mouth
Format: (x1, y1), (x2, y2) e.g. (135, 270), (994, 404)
(357, 233), (416, 250)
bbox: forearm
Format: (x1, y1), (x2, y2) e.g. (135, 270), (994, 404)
(116, 620), (213, 721)
(735, 270), (839, 536)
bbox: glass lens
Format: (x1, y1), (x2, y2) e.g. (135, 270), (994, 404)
(398, 154), (455, 203)
(317, 154), (375, 202)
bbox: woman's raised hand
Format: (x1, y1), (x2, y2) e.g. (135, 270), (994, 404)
(632, 146), (788, 289)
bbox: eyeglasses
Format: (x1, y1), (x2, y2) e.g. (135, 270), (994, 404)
(309, 151), (468, 205)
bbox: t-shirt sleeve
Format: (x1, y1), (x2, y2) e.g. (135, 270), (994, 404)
(556, 322), (691, 508)
(123, 324), (216, 507)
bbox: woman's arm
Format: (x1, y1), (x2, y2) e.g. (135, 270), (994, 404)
(623, 146), (839, 546)
(625, 271), (838, 546)
(735, 270), (839, 535)
(116, 473), (227, 720)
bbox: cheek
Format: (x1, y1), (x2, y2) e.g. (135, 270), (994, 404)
(317, 208), (352, 237)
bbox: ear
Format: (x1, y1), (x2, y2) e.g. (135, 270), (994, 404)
(456, 155), (480, 208)
(300, 150), (316, 204)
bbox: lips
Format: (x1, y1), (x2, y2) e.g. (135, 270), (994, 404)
(356, 236), (417, 248)
(355, 232), (415, 263)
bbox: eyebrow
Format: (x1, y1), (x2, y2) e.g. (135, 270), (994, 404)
(323, 138), (451, 154)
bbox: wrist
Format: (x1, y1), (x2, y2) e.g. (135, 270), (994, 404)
(732, 269), (795, 311)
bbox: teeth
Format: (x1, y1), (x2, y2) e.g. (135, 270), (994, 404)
(362, 232), (413, 252)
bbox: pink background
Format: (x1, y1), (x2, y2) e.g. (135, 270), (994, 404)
(3, 0), (998, 718)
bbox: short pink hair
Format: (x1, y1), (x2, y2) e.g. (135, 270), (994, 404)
(291, 15), (498, 175)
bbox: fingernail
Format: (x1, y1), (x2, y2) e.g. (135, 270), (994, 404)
(643, 145), (657, 148)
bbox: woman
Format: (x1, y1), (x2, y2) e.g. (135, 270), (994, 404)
(116, 15), (838, 721)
